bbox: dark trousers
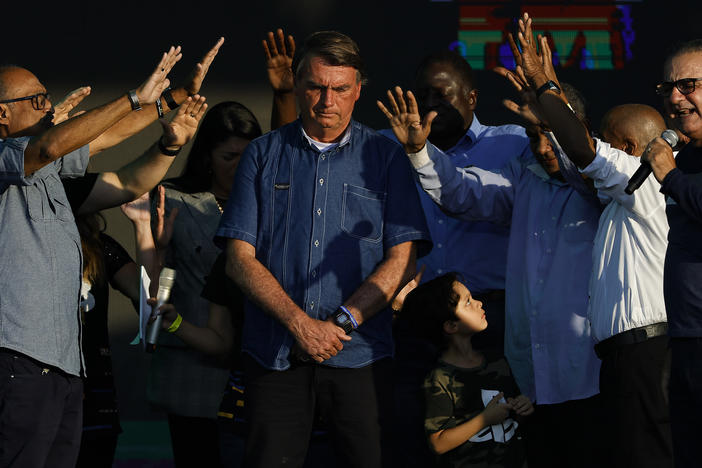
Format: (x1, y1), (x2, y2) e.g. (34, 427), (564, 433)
(524, 394), (607, 468)
(599, 335), (673, 468)
(669, 337), (702, 468)
(0, 349), (83, 468)
(168, 413), (222, 468)
(75, 431), (119, 468)
(243, 355), (392, 468)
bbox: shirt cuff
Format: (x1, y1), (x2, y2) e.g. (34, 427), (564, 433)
(407, 145), (431, 169)
(660, 167), (682, 195)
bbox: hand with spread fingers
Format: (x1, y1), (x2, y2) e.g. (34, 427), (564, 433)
(135, 46), (183, 105)
(263, 28), (296, 94)
(53, 86), (91, 125)
(377, 86), (436, 154)
(159, 95), (207, 149)
(184, 37), (224, 96)
(493, 66), (543, 126)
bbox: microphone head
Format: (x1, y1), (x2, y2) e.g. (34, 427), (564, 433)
(661, 129), (679, 148)
(158, 268), (177, 289)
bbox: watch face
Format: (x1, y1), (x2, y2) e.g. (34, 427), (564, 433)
(336, 314), (350, 325)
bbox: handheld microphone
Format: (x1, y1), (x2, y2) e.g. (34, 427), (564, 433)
(625, 129), (679, 195)
(146, 268), (177, 353)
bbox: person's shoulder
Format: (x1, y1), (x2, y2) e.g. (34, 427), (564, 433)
(352, 121), (403, 150)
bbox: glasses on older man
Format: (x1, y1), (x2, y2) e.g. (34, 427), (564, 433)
(656, 78), (702, 97)
(0, 92), (51, 110)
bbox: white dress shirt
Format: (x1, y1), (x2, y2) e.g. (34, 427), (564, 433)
(556, 138), (669, 342)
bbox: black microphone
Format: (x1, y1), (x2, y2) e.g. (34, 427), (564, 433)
(625, 129), (679, 195)
(146, 268), (176, 353)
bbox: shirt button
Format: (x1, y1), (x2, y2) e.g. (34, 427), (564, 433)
(317, 208), (322, 216)
(311, 270), (317, 278)
(310, 302), (315, 310)
(314, 240), (320, 247)
(319, 178), (324, 185)
(551, 216), (556, 221)
(538, 279), (544, 284)
(321, 154), (326, 160)
(546, 248), (552, 254)
(438, 219), (444, 224)
(534, 343), (540, 349)
(437, 269), (444, 274)
(437, 243), (443, 249)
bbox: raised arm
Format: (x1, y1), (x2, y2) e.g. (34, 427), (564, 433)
(75, 95), (207, 214)
(512, 13), (596, 169)
(22, 47), (178, 175)
(263, 28), (297, 129)
(89, 38), (223, 155)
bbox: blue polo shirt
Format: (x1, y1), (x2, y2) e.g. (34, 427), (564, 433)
(216, 120), (432, 370)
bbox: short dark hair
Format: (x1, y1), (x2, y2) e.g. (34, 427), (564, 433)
(292, 31), (367, 85)
(165, 101), (262, 193)
(415, 50), (476, 90)
(401, 272), (463, 348)
(665, 39), (702, 68)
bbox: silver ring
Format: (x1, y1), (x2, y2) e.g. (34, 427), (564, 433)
(189, 113), (195, 118)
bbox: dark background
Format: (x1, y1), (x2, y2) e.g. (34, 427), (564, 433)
(4, 0), (699, 439)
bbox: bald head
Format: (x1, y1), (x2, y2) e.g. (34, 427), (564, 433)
(0, 66), (37, 100)
(600, 104), (666, 156)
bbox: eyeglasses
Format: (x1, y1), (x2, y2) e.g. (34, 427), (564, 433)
(656, 78), (702, 97)
(0, 92), (51, 110)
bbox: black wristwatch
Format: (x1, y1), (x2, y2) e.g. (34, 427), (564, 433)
(332, 308), (355, 335)
(535, 80), (561, 98)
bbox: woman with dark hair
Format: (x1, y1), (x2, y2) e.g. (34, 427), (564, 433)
(138, 101), (262, 468)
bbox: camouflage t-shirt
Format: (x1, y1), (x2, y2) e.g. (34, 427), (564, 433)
(423, 352), (526, 468)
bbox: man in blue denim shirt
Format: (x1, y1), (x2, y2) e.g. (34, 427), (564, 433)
(0, 48), (187, 467)
(216, 31), (431, 468)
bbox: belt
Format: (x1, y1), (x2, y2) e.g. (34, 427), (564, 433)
(594, 322), (668, 359)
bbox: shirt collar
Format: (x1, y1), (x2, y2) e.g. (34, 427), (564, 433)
(299, 121), (353, 151)
(447, 114), (485, 152)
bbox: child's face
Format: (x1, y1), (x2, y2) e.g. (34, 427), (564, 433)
(451, 281), (487, 334)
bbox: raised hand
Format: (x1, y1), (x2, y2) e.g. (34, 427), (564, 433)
(136, 46), (183, 105)
(184, 37), (224, 96)
(377, 86), (436, 154)
(493, 66), (543, 125)
(154, 185), (178, 251)
(160, 95), (207, 148)
(263, 28), (296, 94)
(53, 86), (91, 125)
(120, 191), (151, 223)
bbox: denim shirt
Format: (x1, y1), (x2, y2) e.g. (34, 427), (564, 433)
(216, 120), (432, 370)
(0, 137), (89, 376)
(413, 142), (602, 404)
(380, 116), (530, 292)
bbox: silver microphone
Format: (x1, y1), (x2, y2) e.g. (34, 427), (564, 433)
(146, 268), (176, 353)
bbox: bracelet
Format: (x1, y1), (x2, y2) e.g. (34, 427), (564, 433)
(158, 137), (181, 157)
(155, 97), (164, 118)
(339, 305), (359, 329)
(167, 314), (183, 333)
(127, 90), (142, 111)
(161, 87), (179, 110)
(535, 80), (561, 99)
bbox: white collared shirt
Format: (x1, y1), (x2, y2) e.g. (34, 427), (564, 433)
(573, 139), (669, 342)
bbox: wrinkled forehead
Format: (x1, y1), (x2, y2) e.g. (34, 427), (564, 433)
(665, 52), (702, 80)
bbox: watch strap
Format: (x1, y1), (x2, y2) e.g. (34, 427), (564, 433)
(535, 80), (561, 98)
(127, 89), (142, 111)
(162, 87), (179, 110)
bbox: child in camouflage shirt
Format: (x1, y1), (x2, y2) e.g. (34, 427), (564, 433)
(402, 273), (533, 468)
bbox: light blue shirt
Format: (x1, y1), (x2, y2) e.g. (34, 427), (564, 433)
(380, 116), (529, 292)
(0, 137), (89, 376)
(411, 142), (602, 404)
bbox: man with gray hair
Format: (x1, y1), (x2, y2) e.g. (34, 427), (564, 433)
(217, 31), (431, 467)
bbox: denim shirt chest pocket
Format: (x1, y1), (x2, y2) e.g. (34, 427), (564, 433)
(341, 184), (386, 242)
(25, 173), (73, 222)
